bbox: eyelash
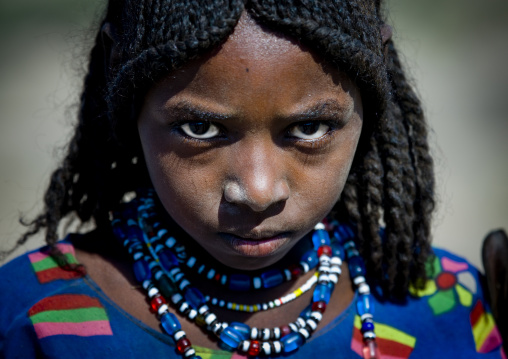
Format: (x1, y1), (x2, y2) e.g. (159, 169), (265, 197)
(169, 121), (224, 144)
(286, 120), (338, 142)
(170, 120), (340, 147)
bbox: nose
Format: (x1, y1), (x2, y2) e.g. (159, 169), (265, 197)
(223, 141), (290, 212)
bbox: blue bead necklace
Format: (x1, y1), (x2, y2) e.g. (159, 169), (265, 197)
(110, 191), (379, 358)
(116, 191), (321, 293)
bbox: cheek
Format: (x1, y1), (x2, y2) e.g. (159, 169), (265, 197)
(289, 158), (349, 219)
(139, 132), (223, 231)
(161, 160), (220, 223)
(291, 117), (362, 208)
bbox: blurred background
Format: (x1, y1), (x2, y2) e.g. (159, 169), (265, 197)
(0, 0), (507, 267)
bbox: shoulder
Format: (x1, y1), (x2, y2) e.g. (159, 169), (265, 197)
(0, 236), (181, 359)
(420, 247), (483, 305)
(0, 237), (83, 320)
(0, 237), (84, 310)
(0, 236), (103, 357)
(370, 247), (505, 358)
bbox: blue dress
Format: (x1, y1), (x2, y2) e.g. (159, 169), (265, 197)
(0, 236), (505, 358)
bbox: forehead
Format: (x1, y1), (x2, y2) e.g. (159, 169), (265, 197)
(148, 12), (358, 115)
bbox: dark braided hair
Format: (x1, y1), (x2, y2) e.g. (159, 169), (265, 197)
(4, 0), (434, 298)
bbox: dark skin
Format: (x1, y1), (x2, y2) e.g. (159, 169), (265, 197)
(137, 14), (364, 271)
(76, 14), (358, 349)
(74, 11), (508, 352)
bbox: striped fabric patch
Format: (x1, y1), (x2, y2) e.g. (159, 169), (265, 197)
(469, 300), (502, 353)
(351, 316), (416, 359)
(28, 294), (113, 339)
(28, 243), (83, 284)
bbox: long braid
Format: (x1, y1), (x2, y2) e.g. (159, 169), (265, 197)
(359, 135), (384, 273)
(342, 172), (363, 238)
(130, 1), (147, 54)
(372, 105), (409, 293)
(385, 103), (419, 293)
(386, 40), (435, 286)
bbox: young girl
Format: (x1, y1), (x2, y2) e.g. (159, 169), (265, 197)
(0, 1), (505, 358)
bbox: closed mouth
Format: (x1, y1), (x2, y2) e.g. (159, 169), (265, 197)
(220, 231), (289, 241)
(217, 232), (291, 257)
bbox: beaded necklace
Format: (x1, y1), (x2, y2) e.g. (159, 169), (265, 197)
(110, 191), (379, 359)
(116, 197), (321, 293)
(204, 272), (319, 313)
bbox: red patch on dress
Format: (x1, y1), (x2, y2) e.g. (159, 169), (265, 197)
(436, 272), (456, 290)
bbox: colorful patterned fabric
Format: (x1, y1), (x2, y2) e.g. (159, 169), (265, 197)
(28, 294), (113, 339)
(28, 243), (82, 284)
(470, 300), (503, 353)
(0, 237), (505, 358)
(351, 316), (416, 359)
(409, 253), (477, 315)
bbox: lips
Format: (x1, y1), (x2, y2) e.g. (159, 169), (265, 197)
(224, 230), (288, 240)
(218, 231), (291, 257)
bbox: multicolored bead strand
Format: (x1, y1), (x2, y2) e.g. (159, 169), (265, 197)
(204, 272), (319, 313)
(111, 191), (377, 358)
(335, 225), (381, 359)
(113, 208), (339, 355)
(111, 221), (201, 358)
(131, 190), (318, 292)
(121, 196), (324, 315)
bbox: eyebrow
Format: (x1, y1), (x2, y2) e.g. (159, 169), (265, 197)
(164, 99), (352, 123)
(281, 100), (353, 123)
(164, 101), (236, 122)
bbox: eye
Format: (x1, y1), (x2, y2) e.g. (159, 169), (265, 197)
(180, 121), (220, 139)
(288, 122), (330, 140)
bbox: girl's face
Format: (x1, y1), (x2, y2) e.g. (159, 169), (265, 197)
(138, 15), (363, 270)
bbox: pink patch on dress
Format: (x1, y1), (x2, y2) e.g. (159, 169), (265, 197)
(479, 325), (503, 353)
(28, 243), (75, 263)
(350, 338), (363, 357)
(33, 320), (113, 339)
(501, 347), (507, 359)
(441, 257), (468, 273)
(231, 354), (249, 359)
